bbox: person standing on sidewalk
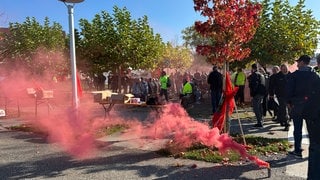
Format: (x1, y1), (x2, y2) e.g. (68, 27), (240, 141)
(248, 63), (266, 128)
(287, 54), (320, 179)
(207, 66), (223, 114)
(269, 64), (290, 131)
(268, 66), (280, 121)
(258, 67), (270, 117)
(286, 55), (313, 158)
(298, 54), (320, 180)
(268, 65), (280, 122)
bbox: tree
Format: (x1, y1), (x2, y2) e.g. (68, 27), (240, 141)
(77, 6), (165, 77)
(182, 25), (211, 51)
(0, 17), (67, 76)
(159, 42), (193, 72)
(248, 0), (319, 65)
(193, 0), (262, 64)
(193, 0), (261, 134)
(182, 25), (218, 69)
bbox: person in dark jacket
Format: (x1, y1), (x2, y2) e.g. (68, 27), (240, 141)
(268, 66), (280, 120)
(286, 55), (320, 179)
(258, 67), (270, 117)
(207, 66), (223, 114)
(248, 63), (266, 128)
(269, 64), (290, 131)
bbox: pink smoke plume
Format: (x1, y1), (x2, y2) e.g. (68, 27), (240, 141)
(124, 103), (269, 168)
(32, 108), (96, 159)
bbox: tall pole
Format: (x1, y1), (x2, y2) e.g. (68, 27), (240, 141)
(59, 0), (84, 109)
(67, 4), (78, 109)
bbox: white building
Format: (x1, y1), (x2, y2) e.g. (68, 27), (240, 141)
(309, 35), (320, 66)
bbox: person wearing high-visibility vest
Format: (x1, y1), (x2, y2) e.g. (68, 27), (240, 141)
(159, 71), (170, 102)
(232, 67), (246, 106)
(182, 80), (193, 95)
(180, 77), (193, 108)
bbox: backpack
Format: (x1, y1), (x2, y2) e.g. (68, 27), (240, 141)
(254, 72), (266, 96)
(167, 77), (171, 87)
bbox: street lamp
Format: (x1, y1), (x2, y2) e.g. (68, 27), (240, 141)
(59, 0), (84, 109)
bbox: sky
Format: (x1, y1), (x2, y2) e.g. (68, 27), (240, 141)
(0, 0), (319, 44)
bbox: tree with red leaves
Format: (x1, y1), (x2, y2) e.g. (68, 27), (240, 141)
(194, 0), (262, 134)
(194, 0), (262, 64)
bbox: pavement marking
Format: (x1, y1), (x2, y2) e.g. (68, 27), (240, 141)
(288, 120), (309, 145)
(286, 120), (309, 179)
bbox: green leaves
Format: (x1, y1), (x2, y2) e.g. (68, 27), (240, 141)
(249, 0), (319, 65)
(0, 17), (67, 75)
(159, 42), (193, 71)
(77, 6), (165, 75)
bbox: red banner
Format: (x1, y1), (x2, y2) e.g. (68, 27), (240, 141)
(77, 72), (83, 98)
(212, 72), (238, 131)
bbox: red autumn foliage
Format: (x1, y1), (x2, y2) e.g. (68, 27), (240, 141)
(194, 0), (262, 63)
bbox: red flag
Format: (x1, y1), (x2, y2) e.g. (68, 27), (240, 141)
(76, 72), (83, 98)
(212, 72), (238, 131)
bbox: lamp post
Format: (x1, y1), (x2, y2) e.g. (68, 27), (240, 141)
(59, 0), (84, 109)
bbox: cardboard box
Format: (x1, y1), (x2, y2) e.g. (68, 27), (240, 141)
(93, 93), (102, 102)
(130, 98), (140, 104)
(111, 94), (125, 104)
(0, 109), (5, 117)
(42, 90), (53, 99)
(92, 90), (112, 102)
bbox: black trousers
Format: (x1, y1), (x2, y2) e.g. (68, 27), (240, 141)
(235, 85), (245, 104)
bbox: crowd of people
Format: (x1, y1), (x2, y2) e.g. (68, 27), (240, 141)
(86, 69), (210, 106)
(246, 55), (320, 179)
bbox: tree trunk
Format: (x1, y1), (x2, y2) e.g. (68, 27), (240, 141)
(117, 65), (122, 93)
(223, 61), (230, 134)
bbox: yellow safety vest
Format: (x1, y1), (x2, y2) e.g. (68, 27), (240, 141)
(233, 71), (246, 86)
(182, 82), (193, 95)
(159, 75), (169, 89)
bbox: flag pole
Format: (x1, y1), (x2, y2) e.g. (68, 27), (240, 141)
(233, 103), (247, 145)
(223, 60), (246, 145)
(223, 61), (229, 133)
